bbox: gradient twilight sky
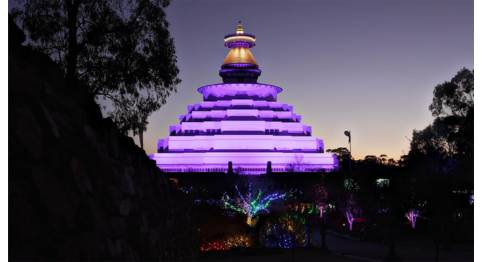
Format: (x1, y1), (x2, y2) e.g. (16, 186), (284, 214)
(10, 0), (470, 159)
(137, 0), (473, 159)
(140, 0), (473, 160)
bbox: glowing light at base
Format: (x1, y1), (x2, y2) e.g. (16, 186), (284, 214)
(200, 234), (252, 252)
(405, 209), (420, 229)
(260, 213), (308, 248)
(150, 22), (338, 175)
(222, 185), (287, 226)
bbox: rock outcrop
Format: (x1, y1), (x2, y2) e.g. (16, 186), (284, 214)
(9, 20), (197, 261)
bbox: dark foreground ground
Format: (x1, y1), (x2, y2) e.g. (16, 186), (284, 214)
(200, 248), (357, 262)
(199, 228), (473, 262)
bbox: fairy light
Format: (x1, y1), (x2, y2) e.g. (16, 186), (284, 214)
(200, 234), (252, 252)
(222, 184), (287, 226)
(260, 213), (308, 248)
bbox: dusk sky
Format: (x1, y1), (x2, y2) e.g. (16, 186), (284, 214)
(10, 0), (472, 159)
(138, 0), (473, 160)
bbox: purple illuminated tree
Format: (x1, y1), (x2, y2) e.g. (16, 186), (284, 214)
(343, 184), (359, 232)
(222, 185), (286, 227)
(405, 209), (420, 229)
(342, 189), (363, 233)
(345, 210), (354, 231)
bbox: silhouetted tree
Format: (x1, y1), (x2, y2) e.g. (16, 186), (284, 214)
(108, 93), (160, 149)
(383, 176), (402, 262)
(407, 68), (473, 184)
(377, 154), (388, 165)
(363, 155), (379, 164)
(327, 147), (351, 170)
(12, 0), (180, 143)
(404, 68), (473, 260)
(429, 68), (473, 118)
(387, 158), (396, 166)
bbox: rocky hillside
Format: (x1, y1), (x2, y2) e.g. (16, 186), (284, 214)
(9, 21), (197, 261)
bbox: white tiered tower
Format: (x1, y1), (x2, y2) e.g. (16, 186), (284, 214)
(151, 23), (338, 175)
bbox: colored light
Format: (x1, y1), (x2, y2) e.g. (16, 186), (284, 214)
(150, 23), (338, 175)
(200, 233), (252, 252)
(224, 35), (256, 43)
(222, 184), (287, 226)
(405, 209), (420, 229)
(375, 178), (390, 188)
(345, 210), (354, 231)
(260, 213), (308, 248)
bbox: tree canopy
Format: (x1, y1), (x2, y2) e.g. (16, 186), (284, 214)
(429, 68), (474, 118)
(407, 68), (473, 183)
(12, 0), (180, 147)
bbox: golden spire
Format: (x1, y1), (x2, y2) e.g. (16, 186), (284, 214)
(222, 21), (257, 65)
(236, 21), (244, 35)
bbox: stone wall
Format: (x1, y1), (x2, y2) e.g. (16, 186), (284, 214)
(9, 21), (197, 261)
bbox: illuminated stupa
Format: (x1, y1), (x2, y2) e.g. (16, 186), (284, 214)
(151, 22), (338, 175)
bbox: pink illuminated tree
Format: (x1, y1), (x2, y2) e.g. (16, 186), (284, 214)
(318, 205), (325, 219)
(310, 183), (331, 249)
(312, 183), (329, 218)
(405, 209), (420, 229)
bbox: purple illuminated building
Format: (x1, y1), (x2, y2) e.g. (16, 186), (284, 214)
(151, 22), (338, 175)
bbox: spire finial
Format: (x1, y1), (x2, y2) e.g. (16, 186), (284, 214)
(236, 21), (244, 35)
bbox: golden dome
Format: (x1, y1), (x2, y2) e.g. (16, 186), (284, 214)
(223, 47), (257, 65)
